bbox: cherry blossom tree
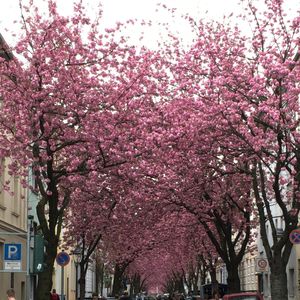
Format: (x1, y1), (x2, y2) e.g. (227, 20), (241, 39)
(64, 185), (118, 300)
(137, 95), (254, 292)
(180, 228), (220, 296)
(0, 1), (167, 299)
(107, 214), (172, 296)
(1, 1), (298, 299)
(168, 0), (300, 298)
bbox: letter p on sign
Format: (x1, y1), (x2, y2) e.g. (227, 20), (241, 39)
(9, 245), (18, 258)
(4, 243), (22, 260)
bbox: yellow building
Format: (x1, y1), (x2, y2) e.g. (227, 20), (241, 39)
(239, 245), (260, 292)
(52, 248), (78, 300)
(0, 33), (28, 300)
(0, 156), (28, 300)
(215, 244), (261, 292)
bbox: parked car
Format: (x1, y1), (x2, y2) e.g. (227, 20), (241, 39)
(223, 291), (264, 300)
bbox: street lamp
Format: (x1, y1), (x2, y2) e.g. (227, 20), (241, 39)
(72, 247), (82, 300)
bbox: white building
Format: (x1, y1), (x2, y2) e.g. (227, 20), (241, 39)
(257, 200), (299, 300)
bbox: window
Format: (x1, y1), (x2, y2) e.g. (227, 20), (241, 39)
(289, 269), (295, 297)
(0, 242), (3, 270)
(12, 175), (20, 216)
(0, 158), (5, 208)
(264, 273), (269, 296)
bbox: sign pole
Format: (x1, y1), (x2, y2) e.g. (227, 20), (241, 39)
(26, 215), (34, 300)
(75, 263), (78, 300)
(11, 272), (14, 288)
(56, 251), (70, 300)
(61, 265), (65, 300)
(261, 272), (264, 294)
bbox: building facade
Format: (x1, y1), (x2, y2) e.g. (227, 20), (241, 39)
(257, 199), (299, 300)
(0, 157), (28, 300)
(215, 244), (260, 292)
(0, 33), (29, 300)
(51, 249), (97, 300)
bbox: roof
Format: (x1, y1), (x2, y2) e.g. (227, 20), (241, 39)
(0, 33), (13, 61)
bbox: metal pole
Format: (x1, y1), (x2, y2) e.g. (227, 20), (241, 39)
(75, 263), (78, 300)
(11, 272), (14, 288)
(61, 266), (65, 300)
(26, 218), (30, 300)
(26, 216), (33, 300)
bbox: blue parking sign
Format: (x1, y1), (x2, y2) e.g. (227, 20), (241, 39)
(4, 244), (22, 260)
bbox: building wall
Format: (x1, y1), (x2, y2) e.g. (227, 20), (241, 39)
(52, 247), (97, 300)
(239, 246), (259, 292)
(53, 254), (78, 300)
(216, 245), (259, 292)
(0, 157), (28, 300)
(257, 200), (299, 300)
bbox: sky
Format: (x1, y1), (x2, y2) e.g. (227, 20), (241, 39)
(0, 0), (240, 26)
(0, 0), (297, 48)
(0, 0), (244, 47)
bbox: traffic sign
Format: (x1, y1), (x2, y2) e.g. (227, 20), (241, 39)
(4, 243), (22, 271)
(4, 261), (21, 271)
(289, 229), (300, 244)
(4, 244), (22, 260)
(255, 258), (268, 272)
(56, 251), (70, 267)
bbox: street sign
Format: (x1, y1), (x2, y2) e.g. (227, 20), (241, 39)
(4, 261), (21, 271)
(56, 251), (70, 267)
(4, 243), (22, 260)
(289, 229), (300, 244)
(56, 251), (70, 300)
(255, 258), (268, 272)
(4, 243), (22, 271)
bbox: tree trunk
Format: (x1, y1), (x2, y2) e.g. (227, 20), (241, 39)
(35, 268), (54, 300)
(96, 261), (104, 296)
(112, 263), (126, 297)
(36, 237), (57, 300)
(192, 280), (197, 294)
(140, 276), (148, 293)
(210, 268), (218, 297)
(131, 273), (141, 295)
(200, 267), (206, 286)
(226, 265), (240, 294)
(79, 274), (86, 300)
(270, 256), (288, 300)
(78, 259), (89, 300)
(175, 275), (185, 294)
(252, 161), (298, 300)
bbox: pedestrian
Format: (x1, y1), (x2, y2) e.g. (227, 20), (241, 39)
(50, 289), (60, 300)
(212, 291), (220, 300)
(119, 291), (130, 300)
(7, 289), (16, 300)
(92, 293), (99, 300)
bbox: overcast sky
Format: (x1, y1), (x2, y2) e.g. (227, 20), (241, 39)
(0, 0), (297, 47)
